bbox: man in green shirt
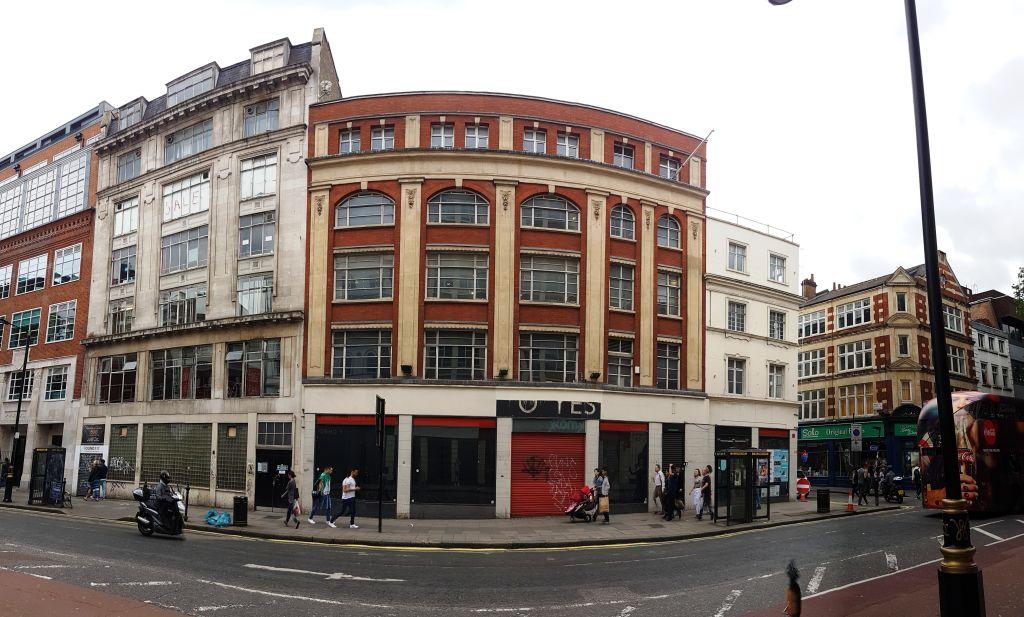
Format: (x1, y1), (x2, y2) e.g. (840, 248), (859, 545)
(307, 465), (336, 528)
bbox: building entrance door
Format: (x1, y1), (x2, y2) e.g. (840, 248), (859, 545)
(255, 448), (291, 509)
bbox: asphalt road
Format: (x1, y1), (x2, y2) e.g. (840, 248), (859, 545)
(1, 505), (1020, 616)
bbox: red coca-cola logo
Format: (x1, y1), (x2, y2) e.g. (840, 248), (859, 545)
(980, 420), (997, 447)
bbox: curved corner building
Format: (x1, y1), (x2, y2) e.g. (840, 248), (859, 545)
(303, 92), (718, 519)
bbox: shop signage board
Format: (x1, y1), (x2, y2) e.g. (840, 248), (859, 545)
(497, 400), (601, 419)
(851, 423), (863, 452)
(81, 425), (105, 445)
(894, 423), (918, 437)
(799, 422), (884, 441)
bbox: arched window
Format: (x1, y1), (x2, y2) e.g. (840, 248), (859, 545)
(657, 214), (681, 248)
(610, 204), (635, 240)
(427, 190), (489, 225)
(335, 192), (394, 228)
(520, 195), (580, 231)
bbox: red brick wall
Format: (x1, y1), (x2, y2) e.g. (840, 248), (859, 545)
(875, 379), (893, 412)
(873, 292), (889, 324)
(873, 335), (890, 368)
(917, 335), (931, 368)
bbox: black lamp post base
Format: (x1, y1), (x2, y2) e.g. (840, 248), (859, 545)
(938, 569), (986, 617)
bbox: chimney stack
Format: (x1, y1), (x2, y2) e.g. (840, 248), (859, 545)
(801, 274), (817, 300)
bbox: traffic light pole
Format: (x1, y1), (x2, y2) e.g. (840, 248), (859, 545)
(2, 319), (29, 503)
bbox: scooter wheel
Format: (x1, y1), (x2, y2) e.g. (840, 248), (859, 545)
(138, 520), (154, 537)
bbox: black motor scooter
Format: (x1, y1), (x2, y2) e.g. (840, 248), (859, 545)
(132, 484), (185, 537)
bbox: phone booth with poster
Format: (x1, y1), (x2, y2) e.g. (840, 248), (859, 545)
(714, 448), (772, 525)
(28, 447), (66, 506)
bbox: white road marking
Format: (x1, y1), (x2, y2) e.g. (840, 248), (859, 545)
(198, 579), (393, 609)
(1016, 519), (1024, 526)
(885, 552), (898, 571)
(746, 571), (780, 581)
(712, 589), (742, 617)
(0, 566), (51, 580)
(972, 527), (1004, 542)
(985, 532), (1024, 547)
(15, 565), (73, 569)
(806, 566), (827, 594)
(618, 607), (636, 616)
(90, 581), (177, 587)
(564, 553), (694, 567)
(804, 558), (941, 600)
(197, 606), (246, 612)
(243, 562), (404, 582)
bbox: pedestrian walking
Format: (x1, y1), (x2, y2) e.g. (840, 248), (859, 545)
(691, 468), (703, 516)
(84, 459), (99, 500)
(598, 468), (611, 524)
(663, 465), (679, 521)
(308, 465), (336, 528)
(282, 470), (300, 529)
(784, 560), (802, 616)
(698, 465), (714, 521)
(334, 467), (360, 529)
(95, 459), (108, 500)
(653, 464), (664, 515)
(856, 461), (871, 506)
(912, 464), (922, 499)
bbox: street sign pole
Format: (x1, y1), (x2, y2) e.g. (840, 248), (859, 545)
(375, 395), (385, 534)
(851, 424), (862, 454)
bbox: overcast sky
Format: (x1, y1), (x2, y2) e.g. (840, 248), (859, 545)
(3, 0), (1020, 294)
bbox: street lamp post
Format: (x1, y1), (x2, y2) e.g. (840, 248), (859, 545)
(768, 1), (984, 615)
(0, 317), (30, 503)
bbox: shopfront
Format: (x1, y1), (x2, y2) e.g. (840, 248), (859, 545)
(509, 418), (586, 517)
(314, 415), (398, 518)
(599, 421), (649, 513)
(410, 417), (496, 519)
(797, 421), (884, 486)
(758, 428), (790, 500)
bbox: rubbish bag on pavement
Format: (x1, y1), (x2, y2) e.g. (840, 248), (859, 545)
(205, 509), (231, 527)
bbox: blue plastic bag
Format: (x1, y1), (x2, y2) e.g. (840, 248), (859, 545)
(204, 509), (232, 527)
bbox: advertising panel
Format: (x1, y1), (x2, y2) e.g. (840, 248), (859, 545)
(919, 392), (1024, 512)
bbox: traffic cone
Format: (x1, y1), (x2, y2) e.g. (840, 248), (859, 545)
(846, 489), (855, 512)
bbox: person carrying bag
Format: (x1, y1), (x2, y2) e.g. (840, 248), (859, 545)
(597, 468), (611, 524)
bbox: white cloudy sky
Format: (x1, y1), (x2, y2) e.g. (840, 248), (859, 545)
(3, 0), (1021, 293)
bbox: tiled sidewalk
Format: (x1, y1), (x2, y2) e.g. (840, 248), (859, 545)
(1, 491), (898, 548)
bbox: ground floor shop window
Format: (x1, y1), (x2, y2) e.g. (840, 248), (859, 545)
(800, 442), (829, 478)
(599, 426), (648, 504)
(141, 423), (212, 488)
(759, 434), (790, 497)
(314, 421), (397, 503)
(411, 423), (495, 505)
(108, 424), (138, 482)
(216, 424), (248, 491)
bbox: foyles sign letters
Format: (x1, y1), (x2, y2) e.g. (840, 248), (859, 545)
(496, 399), (601, 419)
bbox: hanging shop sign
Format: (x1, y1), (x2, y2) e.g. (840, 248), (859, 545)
(496, 400), (601, 419)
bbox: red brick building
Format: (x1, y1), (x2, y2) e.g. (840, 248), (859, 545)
(796, 252), (976, 486)
(301, 92), (712, 518)
(0, 103), (111, 488)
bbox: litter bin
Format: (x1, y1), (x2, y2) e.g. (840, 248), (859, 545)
(816, 489), (830, 514)
(233, 495), (248, 526)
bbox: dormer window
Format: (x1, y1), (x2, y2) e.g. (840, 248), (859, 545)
(118, 102), (143, 130)
(167, 67), (216, 107)
(251, 43), (288, 75)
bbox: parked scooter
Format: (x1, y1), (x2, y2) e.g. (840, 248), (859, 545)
(133, 470), (185, 537)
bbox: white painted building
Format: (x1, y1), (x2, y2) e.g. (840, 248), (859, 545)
(705, 209), (801, 499)
(971, 320), (1014, 395)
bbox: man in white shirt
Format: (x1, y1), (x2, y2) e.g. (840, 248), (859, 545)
(653, 464), (665, 514)
(334, 467), (360, 529)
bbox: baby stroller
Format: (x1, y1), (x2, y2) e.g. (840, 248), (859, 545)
(566, 485), (599, 522)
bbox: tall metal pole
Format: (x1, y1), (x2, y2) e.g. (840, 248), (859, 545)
(375, 395), (385, 534)
(3, 322), (30, 503)
(902, 1), (984, 615)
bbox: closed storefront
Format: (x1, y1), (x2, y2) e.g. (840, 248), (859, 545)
(510, 420), (585, 517)
(315, 415), (398, 517)
(599, 421), (648, 512)
(661, 423), (685, 472)
(411, 417), (496, 518)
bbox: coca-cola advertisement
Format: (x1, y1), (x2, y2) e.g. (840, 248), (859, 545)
(918, 391), (1024, 512)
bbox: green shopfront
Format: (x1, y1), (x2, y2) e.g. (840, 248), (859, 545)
(797, 420), (919, 487)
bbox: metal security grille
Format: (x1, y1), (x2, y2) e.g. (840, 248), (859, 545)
(141, 423), (211, 488)
(108, 424), (138, 482)
(217, 424), (248, 491)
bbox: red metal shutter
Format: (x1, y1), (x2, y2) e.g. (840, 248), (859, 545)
(510, 433), (586, 517)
